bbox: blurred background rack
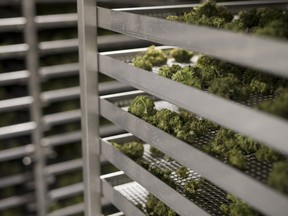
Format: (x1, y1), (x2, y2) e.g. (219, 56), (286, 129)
(1, 0), (196, 215)
(78, 0), (288, 216)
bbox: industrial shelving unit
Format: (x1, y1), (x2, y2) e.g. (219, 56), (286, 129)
(78, 0), (288, 216)
(0, 0), (168, 215)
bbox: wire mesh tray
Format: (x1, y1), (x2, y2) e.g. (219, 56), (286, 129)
(104, 46), (281, 110)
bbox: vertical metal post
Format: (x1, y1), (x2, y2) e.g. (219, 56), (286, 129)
(22, 1), (47, 216)
(77, 0), (101, 215)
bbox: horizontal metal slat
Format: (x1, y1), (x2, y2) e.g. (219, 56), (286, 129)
(0, 194), (34, 211)
(39, 39), (78, 55)
(41, 81), (134, 105)
(43, 110), (81, 129)
(101, 138), (209, 216)
(0, 122), (36, 139)
(49, 183), (83, 202)
(0, 17), (26, 32)
(0, 70), (30, 85)
(99, 54), (288, 155)
(100, 97), (288, 216)
(98, 34), (153, 51)
(0, 96), (33, 112)
(101, 173), (145, 216)
(42, 131), (82, 147)
(0, 173), (32, 189)
(45, 159), (83, 176)
(35, 14), (77, 29)
(47, 203), (84, 216)
(99, 81), (135, 96)
(42, 124), (125, 147)
(98, 2), (288, 79)
(0, 144), (34, 163)
(41, 87), (80, 104)
(40, 63), (79, 81)
(108, 213), (124, 216)
(0, 44), (28, 59)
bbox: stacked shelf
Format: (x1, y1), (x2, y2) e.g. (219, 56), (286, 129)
(0, 1), (34, 216)
(78, 0), (288, 216)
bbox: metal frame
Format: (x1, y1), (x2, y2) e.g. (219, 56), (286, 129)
(77, 0), (101, 215)
(0, 0), (149, 215)
(22, 1), (47, 215)
(78, 1), (288, 216)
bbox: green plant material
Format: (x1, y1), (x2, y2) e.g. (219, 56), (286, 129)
(256, 91), (288, 119)
(196, 55), (244, 87)
(253, 20), (288, 39)
(150, 109), (183, 135)
(149, 166), (176, 188)
(150, 146), (165, 158)
(146, 194), (177, 216)
(228, 149), (247, 170)
(208, 129), (262, 169)
(158, 64), (182, 79)
(249, 78), (274, 94)
(128, 95), (156, 118)
(166, 15), (181, 22)
(208, 76), (250, 101)
(224, 20), (245, 32)
(57, 171), (82, 187)
(178, 109), (198, 122)
(183, 0), (233, 26)
(257, 7), (285, 27)
(169, 48), (193, 63)
(221, 194), (259, 216)
(255, 145), (281, 162)
(268, 161), (288, 194)
(49, 195), (83, 212)
(235, 134), (258, 154)
(166, 0), (232, 28)
(189, 119), (220, 137)
(132, 56), (153, 71)
(112, 141), (144, 160)
(238, 8), (260, 29)
(172, 66), (202, 89)
(184, 178), (203, 199)
(176, 166), (189, 179)
(143, 45), (168, 66)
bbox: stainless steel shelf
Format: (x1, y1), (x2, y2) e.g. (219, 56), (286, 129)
(0, 17), (26, 32)
(41, 81), (135, 105)
(35, 14), (78, 29)
(0, 122), (36, 139)
(41, 87), (80, 105)
(98, 1), (288, 79)
(100, 50), (288, 155)
(43, 110), (81, 129)
(99, 81), (135, 96)
(42, 123), (125, 148)
(47, 203), (84, 216)
(101, 135), (210, 216)
(42, 131), (82, 147)
(49, 183), (83, 202)
(39, 39), (78, 55)
(0, 71), (30, 85)
(0, 194), (34, 211)
(40, 63), (79, 81)
(101, 171), (145, 216)
(97, 35), (153, 51)
(0, 144), (35, 163)
(45, 159), (82, 176)
(100, 95), (288, 216)
(0, 173), (32, 189)
(0, 44), (28, 59)
(0, 96), (33, 112)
